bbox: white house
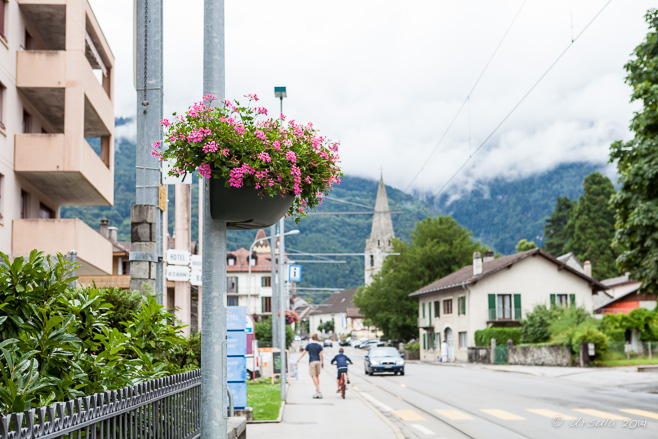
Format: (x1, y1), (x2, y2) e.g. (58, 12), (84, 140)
(308, 289), (369, 338)
(410, 249), (607, 363)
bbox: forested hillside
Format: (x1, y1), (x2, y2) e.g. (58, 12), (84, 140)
(62, 122), (605, 299)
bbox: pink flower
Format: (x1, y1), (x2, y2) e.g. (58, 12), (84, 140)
(272, 141), (281, 151)
(258, 151), (271, 163)
(234, 124), (246, 135)
(198, 163), (212, 178)
(204, 93), (216, 102)
(255, 130), (267, 141)
(160, 119), (170, 127)
(256, 107), (268, 115)
(152, 140), (161, 149)
(286, 151), (296, 163)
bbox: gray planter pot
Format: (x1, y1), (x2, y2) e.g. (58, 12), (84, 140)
(209, 178), (294, 229)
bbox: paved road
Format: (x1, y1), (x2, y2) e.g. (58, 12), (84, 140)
(334, 345), (658, 438)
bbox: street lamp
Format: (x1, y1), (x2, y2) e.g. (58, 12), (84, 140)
(247, 229), (300, 315)
(274, 86), (286, 117)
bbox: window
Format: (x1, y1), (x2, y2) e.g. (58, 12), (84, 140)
(23, 110), (32, 133)
(370, 255), (374, 267)
(0, 1), (6, 41)
(227, 296), (239, 306)
(497, 294), (512, 319)
(261, 276), (271, 287)
(443, 299), (453, 315)
(227, 257), (235, 266)
(120, 258), (130, 275)
(556, 294), (568, 307)
(457, 296), (466, 316)
(20, 191), (29, 218)
(261, 296), (271, 313)
(489, 294), (521, 320)
(459, 332), (467, 349)
(0, 84), (5, 131)
(434, 300), (440, 318)
(227, 276), (238, 293)
(249, 256), (256, 266)
(39, 203), (54, 219)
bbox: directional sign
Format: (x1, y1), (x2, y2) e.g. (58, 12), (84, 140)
(288, 264), (302, 282)
(190, 254), (202, 271)
(166, 249), (190, 266)
(166, 265), (190, 282)
(190, 270), (202, 286)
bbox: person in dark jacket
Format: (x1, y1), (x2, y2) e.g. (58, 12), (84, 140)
(330, 348), (353, 392)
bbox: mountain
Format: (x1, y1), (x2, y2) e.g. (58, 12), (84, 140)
(62, 121), (602, 300)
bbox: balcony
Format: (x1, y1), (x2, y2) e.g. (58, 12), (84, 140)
(17, 1), (67, 50)
(417, 316), (433, 329)
(12, 219), (112, 275)
(14, 134), (113, 205)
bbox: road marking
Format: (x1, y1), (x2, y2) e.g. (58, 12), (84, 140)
(618, 409), (658, 420)
(393, 410), (426, 421)
(526, 409), (577, 420)
(411, 424), (435, 435)
(361, 392), (393, 412)
(572, 409), (630, 421)
(481, 409), (525, 420)
(434, 409), (474, 420)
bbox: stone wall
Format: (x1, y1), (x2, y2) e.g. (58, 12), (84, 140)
(508, 344), (571, 367)
(468, 347), (491, 364)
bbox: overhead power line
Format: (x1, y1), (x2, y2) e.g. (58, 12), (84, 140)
(433, 0), (614, 199)
(404, 0), (528, 192)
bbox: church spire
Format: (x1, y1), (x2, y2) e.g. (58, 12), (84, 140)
(365, 176), (395, 286)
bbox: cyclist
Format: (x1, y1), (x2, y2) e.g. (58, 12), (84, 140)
(330, 347), (353, 393)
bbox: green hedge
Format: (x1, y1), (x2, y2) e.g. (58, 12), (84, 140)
(474, 328), (521, 347)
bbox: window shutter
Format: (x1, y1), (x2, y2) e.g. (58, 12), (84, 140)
(462, 296), (466, 315)
(423, 333), (426, 350)
(513, 294), (522, 320)
(488, 294), (496, 320)
(429, 302), (432, 326)
(569, 294), (576, 308)
(550, 294), (556, 308)
(422, 303), (426, 318)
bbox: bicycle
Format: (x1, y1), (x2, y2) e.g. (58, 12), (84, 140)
(338, 369), (347, 399)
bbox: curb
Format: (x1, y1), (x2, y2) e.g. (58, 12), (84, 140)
(351, 385), (405, 439)
(247, 401), (285, 424)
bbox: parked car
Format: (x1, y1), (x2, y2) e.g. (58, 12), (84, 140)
(339, 339), (351, 347)
(364, 347), (405, 376)
(350, 338), (367, 348)
(323, 339), (333, 348)
(360, 339), (385, 349)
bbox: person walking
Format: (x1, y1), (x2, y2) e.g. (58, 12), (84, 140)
(295, 333), (324, 398)
(441, 340), (448, 363)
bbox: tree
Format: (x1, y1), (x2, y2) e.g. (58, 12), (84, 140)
(543, 196), (576, 256)
(353, 216), (487, 340)
(609, 9), (658, 296)
(564, 172), (618, 279)
(515, 239), (537, 253)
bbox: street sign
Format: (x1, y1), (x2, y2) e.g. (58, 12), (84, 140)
(158, 184), (167, 211)
(162, 159), (194, 185)
(166, 249), (190, 265)
(288, 264), (302, 282)
(190, 270), (202, 286)
(190, 254), (202, 271)
(166, 265), (190, 282)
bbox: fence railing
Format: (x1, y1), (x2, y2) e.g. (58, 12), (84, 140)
(0, 369), (201, 439)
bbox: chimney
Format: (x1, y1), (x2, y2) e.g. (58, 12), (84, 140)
(108, 226), (118, 243)
(473, 252), (482, 276)
(99, 218), (110, 239)
(483, 250), (494, 263)
(584, 260), (592, 278)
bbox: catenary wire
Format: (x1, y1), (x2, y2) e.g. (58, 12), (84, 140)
(432, 0), (614, 199)
(403, 0), (528, 192)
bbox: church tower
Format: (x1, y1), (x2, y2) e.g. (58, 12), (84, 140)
(365, 176), (395, 286)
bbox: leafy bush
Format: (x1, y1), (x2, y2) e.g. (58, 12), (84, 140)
(602, 308), (658, 342)
(255, 317), (294, 348)
(549, 306), (608, 356)
(405, 342), (420, 351)
(474, 328), (521, 347)
(521, 305), (559, 343)
(0, 250), (194, 415)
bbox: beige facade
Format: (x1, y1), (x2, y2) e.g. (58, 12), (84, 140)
(413, 250), (605, 363)
(0, 0), (114, 274)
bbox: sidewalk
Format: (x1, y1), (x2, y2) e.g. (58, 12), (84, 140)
(247, 351), (402, 439)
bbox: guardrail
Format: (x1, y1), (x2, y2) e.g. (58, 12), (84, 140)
(0, 370), (201, 439)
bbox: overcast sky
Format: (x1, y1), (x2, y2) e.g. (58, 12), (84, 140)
(91, 0), (654, 196)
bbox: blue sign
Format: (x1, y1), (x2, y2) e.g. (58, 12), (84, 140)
(227, 382), (247, 410)
(227, 356), (247, 382)
(227, 331), (247, 356)
(288, 264), (302, 282)
(227, 306), (247, 331)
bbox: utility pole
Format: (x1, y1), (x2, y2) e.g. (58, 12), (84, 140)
(132, 0), (164, 302)
(201, 1), (227, 438)
(270, 224), (279, 348)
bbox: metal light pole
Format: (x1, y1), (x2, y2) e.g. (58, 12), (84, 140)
(278, 217), (287, 401)
(248, 230), (299, 315)
(270, 224), (279, 348)
(201, 1), (227, 438)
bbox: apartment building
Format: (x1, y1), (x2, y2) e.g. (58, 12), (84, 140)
(0, 0), (115, 274)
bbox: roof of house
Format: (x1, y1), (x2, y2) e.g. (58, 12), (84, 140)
(409, 248), (607, 297)
(594, 283), (655, 312)
(310, 288), (360, 316)
(601, 274), (639, 287)
(226, 248), (275, 273)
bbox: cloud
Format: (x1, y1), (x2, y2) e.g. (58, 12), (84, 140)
(89, 0), (654, 196)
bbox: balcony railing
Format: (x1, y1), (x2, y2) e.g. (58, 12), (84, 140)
(488, 309), (522, 321)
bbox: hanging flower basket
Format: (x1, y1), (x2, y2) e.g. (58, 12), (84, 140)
(153, 93), (342, 225)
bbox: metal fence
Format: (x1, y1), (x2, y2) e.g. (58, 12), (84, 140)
(0, 370), (200, 439)
(606, 341), (657, 360)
